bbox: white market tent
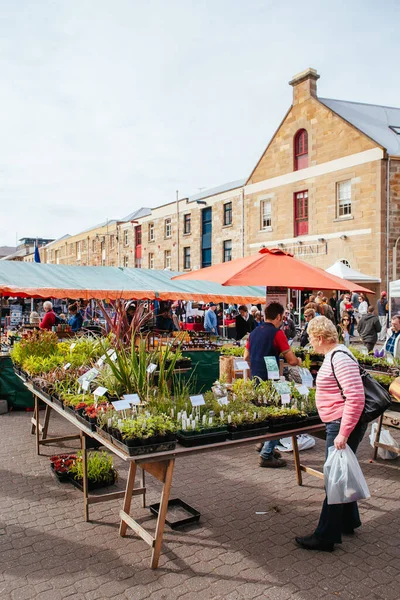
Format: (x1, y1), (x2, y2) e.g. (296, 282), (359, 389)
(325, 260), (381, 284)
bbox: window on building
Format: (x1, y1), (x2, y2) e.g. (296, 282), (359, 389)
(92, 239), (96, 252)
(100, 240), (105, 252)
(55, 250), (60, 265)
(135, 226), (142, 246)
(339, 258), (351, 268)
(109, 235), (114, 249)
(294, 190), (309, 236)
(223, 240), (232, 262)
(389, 125), (400, 135)
(183, 214), (191, 235)
(336, 180), (352, 217)
(148, 253), (154, 269)
(124, 229), (128, 246)
(223, 202), (232, 226)
(165, 218), (172, 238)
(123, 255), (129, 268)
(164, 250), (171, 269)
(261, 200), (272, 229)
(183, 247), (191, 269)
(148, 223), (155, 242)
(294, 129), (308, 170)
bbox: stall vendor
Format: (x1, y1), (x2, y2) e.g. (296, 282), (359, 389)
(244, 302), (301, 469)
(68, 303), (83, 332)
(39, 301), (57, 330)
(156, 310), (176, 333)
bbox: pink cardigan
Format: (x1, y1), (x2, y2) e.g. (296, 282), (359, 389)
(316, 345), (365, 437)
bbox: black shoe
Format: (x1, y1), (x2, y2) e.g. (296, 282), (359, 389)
(259, 456), (287, 468)
(295, 534), (334, 552)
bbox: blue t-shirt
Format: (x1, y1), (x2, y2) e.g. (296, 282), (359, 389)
(68, 312), (83, 332)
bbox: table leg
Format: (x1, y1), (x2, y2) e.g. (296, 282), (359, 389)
(140, 468), (146, 508)
(35, 395), (40, 455)
(373, 414), (384, 460)
(119, 462), (137, 537)
(81, 433), (89, 522)
(30, 400), (36, 434)
(42, 405), (51, 440)
(292, 435), (302, 486)
(151, 459), (175, 569)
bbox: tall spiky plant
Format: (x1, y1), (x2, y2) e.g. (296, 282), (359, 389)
(96, 299), (153, 348)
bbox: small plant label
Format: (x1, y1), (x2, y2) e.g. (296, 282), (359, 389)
(96, 357), (104, 368)
(234, 360), (249, 372)
(101, 354), (107, 361)
(147, 363), (157, 374)
(110, 351), (117, 362)
(123, 394), (141, 405)
(190, 394), (205, 407)
(264, 356), (280, 380)
(82, 380), (90, 392)
(78, 367), (99, 386)
(218, 396), (229, 405)
(281, 394), (291, 405)
(295, 384), (310, 397)
(70, 343), (76, 351)
(63, 363), (71, 370)
(299, 368), (313, 388)
(112, 399), (131, 411)
(93, 386), (108, 398)
(273, 381), (291, 404)
(387, 354), (395, 365)
(106, 349), (115, 356)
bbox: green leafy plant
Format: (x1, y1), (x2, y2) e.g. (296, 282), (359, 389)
(69, 451), (117, 485)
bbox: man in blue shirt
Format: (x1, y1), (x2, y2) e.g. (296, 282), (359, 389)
(204, 303), (218, 334)
(385, 314), (400, 358)
(68, 303), (83, 332)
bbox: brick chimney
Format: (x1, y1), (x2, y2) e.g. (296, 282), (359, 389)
(289, 68), (320, 105)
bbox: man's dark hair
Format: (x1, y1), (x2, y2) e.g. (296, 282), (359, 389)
(265, 302), (284, 321)
(367, 306), (375, 314)
(238, 305), (248, 312)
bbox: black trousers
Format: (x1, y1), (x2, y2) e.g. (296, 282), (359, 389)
(314, 419), (368, 544)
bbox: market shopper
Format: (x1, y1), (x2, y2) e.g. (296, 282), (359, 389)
(384, 314), (400, 358)
(244, 302), (301, 468)
(281, 310), (296, 342)
(358, 294), (368, 318)
(295, 316), (367, 552)
(377, 291), (388, 341)
(68, 303), (83, 333)
(235, 305), (256, 340)
(357, 306), (381, 353)
(156, 309), (176, 333)
(299, 308), (315, 347)
(204, 303), (218, 334)
(39, 301), (56, 330)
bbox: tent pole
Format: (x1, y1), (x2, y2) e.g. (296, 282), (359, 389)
(222, 302), (225, 337)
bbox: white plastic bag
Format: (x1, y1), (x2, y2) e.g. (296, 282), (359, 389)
(369, 423), (399, 460)
(277, 434), (316, 453)
(324, 445), (370, 505)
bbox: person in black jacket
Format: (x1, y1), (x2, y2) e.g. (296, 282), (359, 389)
(357, 306), (381, 353)
(235, 305), (256, 340)
(299, 308), (315, 347)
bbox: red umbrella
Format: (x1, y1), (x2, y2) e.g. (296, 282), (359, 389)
(173, 248), (374, 293)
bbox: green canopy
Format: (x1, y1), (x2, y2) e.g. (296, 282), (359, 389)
(0, 262), (265, 303)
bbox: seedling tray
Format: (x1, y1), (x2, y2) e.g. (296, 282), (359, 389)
(227, 425), (270, 440)
(111, 437), (177, 457)
(149, 498), (200, 529)
(177, 429), (227, 447)
(268, 418), (307, 433)
(74, 411), (96, 431)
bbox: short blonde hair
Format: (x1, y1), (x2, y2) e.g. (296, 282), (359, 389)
(304, 308), (316, 318)
(307, 316), (338, 344)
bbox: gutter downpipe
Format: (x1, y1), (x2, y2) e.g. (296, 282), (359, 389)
(176, 190), (180, 271)
(386, 157), (390, 298)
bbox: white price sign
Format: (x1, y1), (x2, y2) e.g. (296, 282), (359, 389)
(123, 394), (141, 405)
(146, 363), (157, 374)
(93, 386), (108, 398)
(190, 395), (205, 407)
(112, 399), (131, 411)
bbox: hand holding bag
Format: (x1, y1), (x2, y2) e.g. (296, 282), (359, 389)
(324, 444), (370, 505)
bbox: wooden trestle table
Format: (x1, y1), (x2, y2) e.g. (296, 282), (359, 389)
(26, 382), (324, 569)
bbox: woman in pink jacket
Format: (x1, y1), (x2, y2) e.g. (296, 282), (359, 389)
(296, 316), (367, 552)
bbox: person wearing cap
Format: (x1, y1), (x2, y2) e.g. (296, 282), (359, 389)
(377, 291), (388, 341)
(204, 303), (218, 334)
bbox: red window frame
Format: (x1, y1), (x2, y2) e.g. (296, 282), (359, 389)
(294, 190), (309, 237)
(294, 129), (308, 171)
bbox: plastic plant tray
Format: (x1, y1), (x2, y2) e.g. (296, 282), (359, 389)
(149, 498), (200, 529)
(227, 424), (270, 440)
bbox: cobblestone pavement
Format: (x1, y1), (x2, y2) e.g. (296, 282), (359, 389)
(1, 410), (400, 600)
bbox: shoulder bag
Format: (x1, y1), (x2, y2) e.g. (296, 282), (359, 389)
(330, 350), (392, 424)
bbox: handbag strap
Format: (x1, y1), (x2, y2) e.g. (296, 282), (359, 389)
(330, 349), (360, 401)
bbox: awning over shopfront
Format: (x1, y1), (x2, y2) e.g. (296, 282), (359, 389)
(0, 262), (266, 303)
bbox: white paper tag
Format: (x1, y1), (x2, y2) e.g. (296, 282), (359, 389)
(386, 354), (394, 365)
(190, 394), (205, 406)
(296, 384), (310, 397)
(78, 367), (99, 386)
(234, 360), (249, 371)
(82, 380), (90, 392)
(96, 358), (104, 368)
(123, 393), (141, 405)
(110, 351), (117, 362)
(147, 363), (157, 374)
(112, 399), (131, 411)
(93, 386), (108, 398)
(70, 343), (76, 351)
(299, 368), (313, 388)
(106, 349), (114, 356)
(218, 396), (229, 406)
(281, 393), (291, 405)
(264, 356), (280, 380)
(101, 354), (107, 361)
(63, 363), (71, 371)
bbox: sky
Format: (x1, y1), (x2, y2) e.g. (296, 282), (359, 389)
(1, 0), (400, 246)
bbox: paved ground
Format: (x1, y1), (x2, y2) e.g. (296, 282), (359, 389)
(1, 410), (400, 600)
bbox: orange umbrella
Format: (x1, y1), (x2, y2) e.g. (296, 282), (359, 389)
(173, 248), (374, 293)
